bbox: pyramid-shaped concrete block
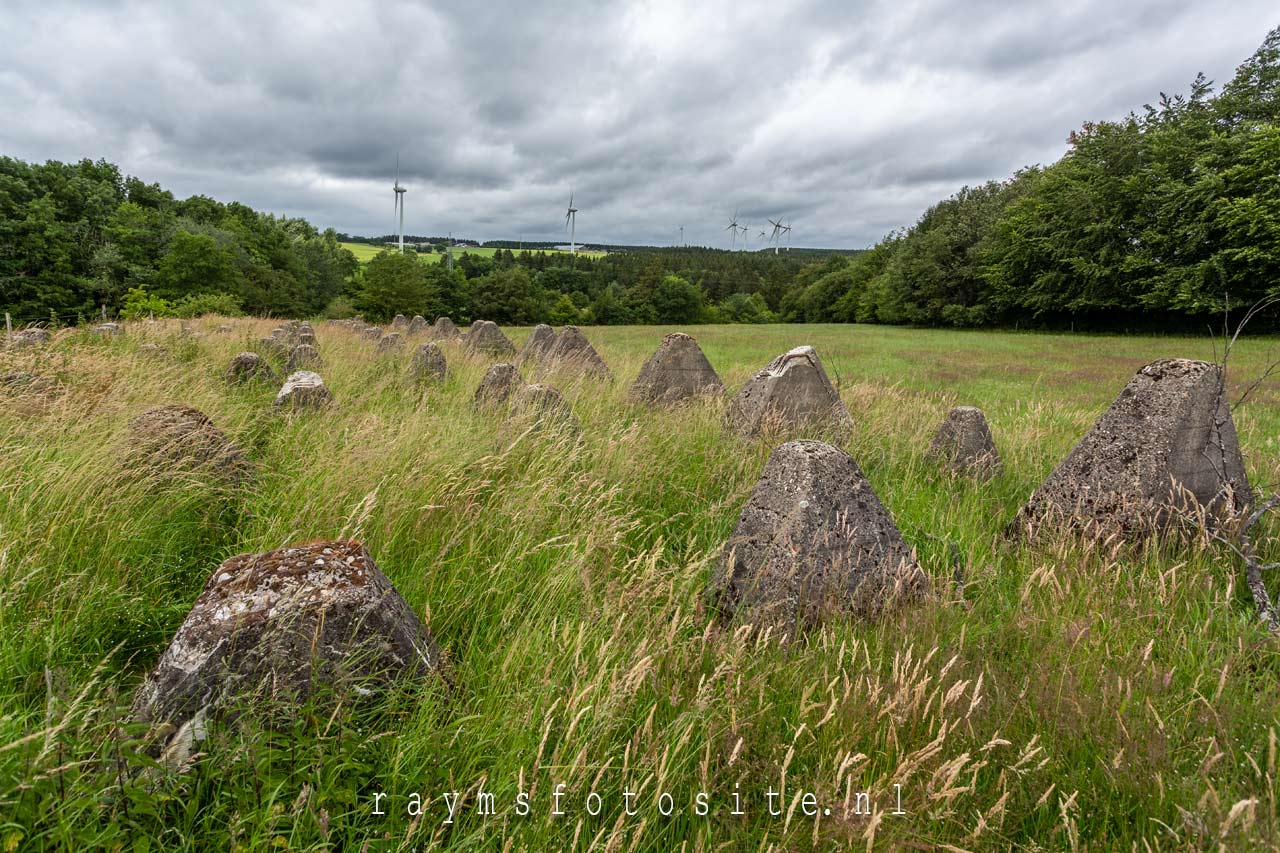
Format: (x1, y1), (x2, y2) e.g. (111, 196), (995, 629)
(629, 332), (725, 406)
(509, 382), (580, 433)
(466, 320), (516, 357)
(1013, 358), (1250, 539)
(473, 363), (523, 408)
(710, 440), (925, 630)
(725, 346), (852, 438)
(274, 371), (333, 410)
(225, 352), (277, 385)
(520, 324), (557, 364)
(541, 326), (610, 379)
(430, 316), (461, 340)
(285, 343), (321, 372)
(410, 341), (447, 383)
(927, 406), (1001, 479)
(131, 540), (443, 765)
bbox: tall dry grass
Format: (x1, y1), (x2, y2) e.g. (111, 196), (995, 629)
(0, 318), (1278, 850)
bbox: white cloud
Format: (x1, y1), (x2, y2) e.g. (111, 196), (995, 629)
(0, 0), (1273, 247)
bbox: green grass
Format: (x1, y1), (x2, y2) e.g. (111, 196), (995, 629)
(2, 321), (1279, 850)
(340, 242), (607, 265)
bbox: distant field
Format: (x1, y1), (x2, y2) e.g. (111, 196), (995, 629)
(3, 322), (1280, 849)
(340, 242), (606, 265)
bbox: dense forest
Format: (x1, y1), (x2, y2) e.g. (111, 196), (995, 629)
(2, 27), (1276, 329)
(0, 159), (358, 323)
(821, 26), (1280, 329)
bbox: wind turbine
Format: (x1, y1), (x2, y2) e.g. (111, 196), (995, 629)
(726, 210), (740, 250)
(767, 218), (784, 254)
(565, 191), (579, 255)
(393, 154), (407, 253)
(784, 221), (793, 251)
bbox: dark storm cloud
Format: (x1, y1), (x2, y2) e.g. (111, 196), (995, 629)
(0, 0), (1274, 247)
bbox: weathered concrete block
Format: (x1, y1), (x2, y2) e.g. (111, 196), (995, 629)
(274, 371), (333, 410)
(1, 371), (54, 394)
(510, 382), (579, 432)
(725, 346), (852, 438)
(131, 540), (443, 765)
(7, 328), (50, 349)
(629, 332), (724, 406)
(541, 326), (610, 379)
(473, 363), (523, 408)
(520, 324), (557, 364)
(466, 320), (516, 357)
(1012, 358), (1250, 538)
(710, 440), (925, 630)
(431, 316), (461, 340)
(225, 352), (278, 385)
(285, 343), (321, 372)
(124, 405), (249, 485)
(410, 341), (447, 383)
(927, 406), (1001, 479)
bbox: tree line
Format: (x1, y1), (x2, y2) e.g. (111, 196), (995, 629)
(348, 245), (815, 325)
(0, 157), (357, 323)
(788, 26), (1280, 330)
(3, 27), (1275, 330)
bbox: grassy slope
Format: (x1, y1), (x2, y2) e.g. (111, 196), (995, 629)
(340, 242), (606, 265)
(1, 321), (1279, 850)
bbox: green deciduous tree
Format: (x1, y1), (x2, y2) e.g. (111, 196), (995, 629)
(153, 230), (244, 302)
(357, 251), (440, 323)
(651, 275), (705, 324)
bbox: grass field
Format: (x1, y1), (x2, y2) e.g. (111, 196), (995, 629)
(2, 321), (1280, 850)
(340, 242), (606, 265)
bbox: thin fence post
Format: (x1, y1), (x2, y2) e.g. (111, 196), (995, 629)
(4, 312), (11, 339)
(101, 304), (107, 323)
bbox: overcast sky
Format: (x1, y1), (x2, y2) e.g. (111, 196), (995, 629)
(0, 1), (1274, 248)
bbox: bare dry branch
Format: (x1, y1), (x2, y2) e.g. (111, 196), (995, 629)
(1198, 294), (1280, 630)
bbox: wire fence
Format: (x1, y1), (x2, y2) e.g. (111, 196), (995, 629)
(3, 308), (115, 329)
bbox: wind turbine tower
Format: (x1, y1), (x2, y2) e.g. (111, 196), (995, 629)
(565, 192), (579, 255)
(726, 210), (740, 250)
(393, 155), (407, 253)
(767, 218), (784, 255)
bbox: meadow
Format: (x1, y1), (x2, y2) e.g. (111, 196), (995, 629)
(339, 243), (607, 265)
(1, 321), (1279, 850)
